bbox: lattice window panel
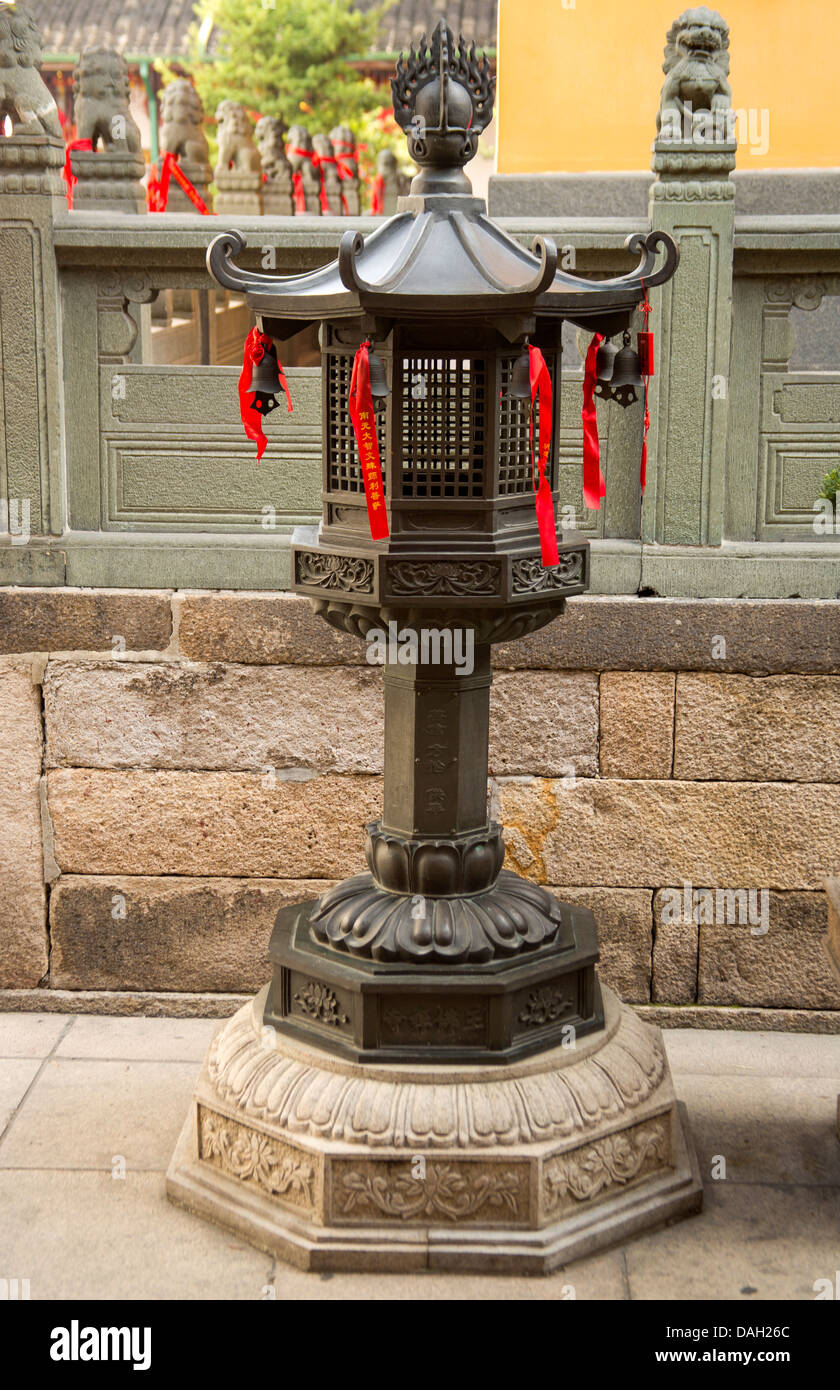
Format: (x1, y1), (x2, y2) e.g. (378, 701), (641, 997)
(326, 352), (387, 494)
(498, 357), (554, 495)
(400, 356), (486, 498)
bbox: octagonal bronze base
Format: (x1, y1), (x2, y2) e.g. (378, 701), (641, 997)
(264, 881), (604, 1065)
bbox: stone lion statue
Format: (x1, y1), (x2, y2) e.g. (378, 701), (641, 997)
(0, 1), (62, 138)
(160, 79), (209, 164)
(73, 45), (142, 152)
(254, 115), (290, 180)
(657, 7), (732, 136)
(214, 100), (261, 174)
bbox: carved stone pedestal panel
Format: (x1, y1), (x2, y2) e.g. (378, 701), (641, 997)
(214, 171), (263, 217)
(167, 984), (702, 1273)
(69, 150), (146, 213)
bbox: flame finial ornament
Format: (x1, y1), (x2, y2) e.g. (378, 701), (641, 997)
(391, 20), (495, 186)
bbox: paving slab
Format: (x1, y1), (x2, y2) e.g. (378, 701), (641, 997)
(0, 1012), (70, 1058)
(0, 1058), (41, 1135)
(53, 1015), (222, 1062)
(625, 1184), (840, 1301)
(664, 1027), (840, 1077)
(269, 1250), (627, 1301)
(0, 1170), (273, 1300)
(674, 1073), (840, 1186)
(0, 1058), (199, 1171)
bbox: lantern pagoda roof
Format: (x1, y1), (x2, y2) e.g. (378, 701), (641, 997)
(207, 214), (677, 332)
(207, 19), (678, 333)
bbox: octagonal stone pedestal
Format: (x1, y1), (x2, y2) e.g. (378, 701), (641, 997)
(167, 984), (702, 1273)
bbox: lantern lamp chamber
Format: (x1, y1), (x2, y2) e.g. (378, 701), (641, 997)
(168, 20), (702, 1272)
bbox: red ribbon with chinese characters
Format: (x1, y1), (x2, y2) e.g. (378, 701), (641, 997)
(638, 280), (654, 492)
(581, 334), (606, 511)
(527, 345), (560, 568)
(62, 138), (93, 209)
(147, 151), (209, 215)
(348, 343), (389, 540)
(238, 328), (292, 462)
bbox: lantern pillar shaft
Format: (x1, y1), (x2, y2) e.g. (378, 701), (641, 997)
(382, 647), (490, 839)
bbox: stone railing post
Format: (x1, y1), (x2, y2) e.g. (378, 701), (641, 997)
(70, 47), (146, 213)
(159, 79), (213, 214)
(0, 1), (66, 550)
(287, 125), (322, 215)
(646, 9), (736, 546)
(330, 126), (360, 215)
(214, 102), (263, 216)
(255, 116), (293, 216)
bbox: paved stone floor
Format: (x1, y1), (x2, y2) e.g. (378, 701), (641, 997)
(0, 1012), (838, 1301)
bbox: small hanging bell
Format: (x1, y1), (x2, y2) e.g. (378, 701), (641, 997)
(367, 349), (390, 411)
(607, 330), (643, 408)
(249, 340), (283, 417)
(507, 348), (532, 400)
(593, 337), (619, 400)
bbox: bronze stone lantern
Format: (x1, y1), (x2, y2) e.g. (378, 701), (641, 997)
(179, 20), (700, 1270)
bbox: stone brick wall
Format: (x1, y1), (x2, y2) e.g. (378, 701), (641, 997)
(2, 588), (839, 1028)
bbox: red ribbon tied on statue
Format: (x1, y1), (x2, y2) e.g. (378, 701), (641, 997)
(348, 342), (389, 540)
(288, 147), (327, 212)
(370, 173), (385, 215)
(581, 334), (606, 511)
(147, 151), (209, 215)
(527, 345), (560, 568)
(62, 138), (93, 210)
(238, 328), (292, 462)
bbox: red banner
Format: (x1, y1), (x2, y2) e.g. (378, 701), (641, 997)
(62, 139), (93, 209)
(582, 334), (606, 511)
(638, 283), (654, 492)
(348, 343), (389, 540)
(370, 173), (385, 215)
(528, 345), (560, 568)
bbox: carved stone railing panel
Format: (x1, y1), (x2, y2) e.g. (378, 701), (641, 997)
(755, 276), (840, 539)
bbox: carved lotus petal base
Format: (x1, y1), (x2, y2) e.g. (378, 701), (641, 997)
(167, 984), (702, 1273)
(311, 868), (569, 965)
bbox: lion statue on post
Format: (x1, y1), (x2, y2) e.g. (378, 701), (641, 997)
(0, 1), (62, 138)
(214, 100), (261, 175)
(657, 7), (733, 140)
(73, 45), (142, 152)
(160, 79), (210, 165)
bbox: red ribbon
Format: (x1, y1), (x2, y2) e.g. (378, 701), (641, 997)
(527, 346), (560, 568)
(638, 282), (654, 492)
(62, 138), (93, 209)
(582, 334), (606, 511)
(288, 147), (328, 212)
(238, 328), (292, 462)
(147, 152), (209, 214)
(370, 173), (385, 215)
(348, 343), (389, 540)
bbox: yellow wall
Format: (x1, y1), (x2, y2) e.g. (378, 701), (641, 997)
(497, 0), (840, 173)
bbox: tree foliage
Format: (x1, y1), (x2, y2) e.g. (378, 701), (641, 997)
(186, 0), (392, 133)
